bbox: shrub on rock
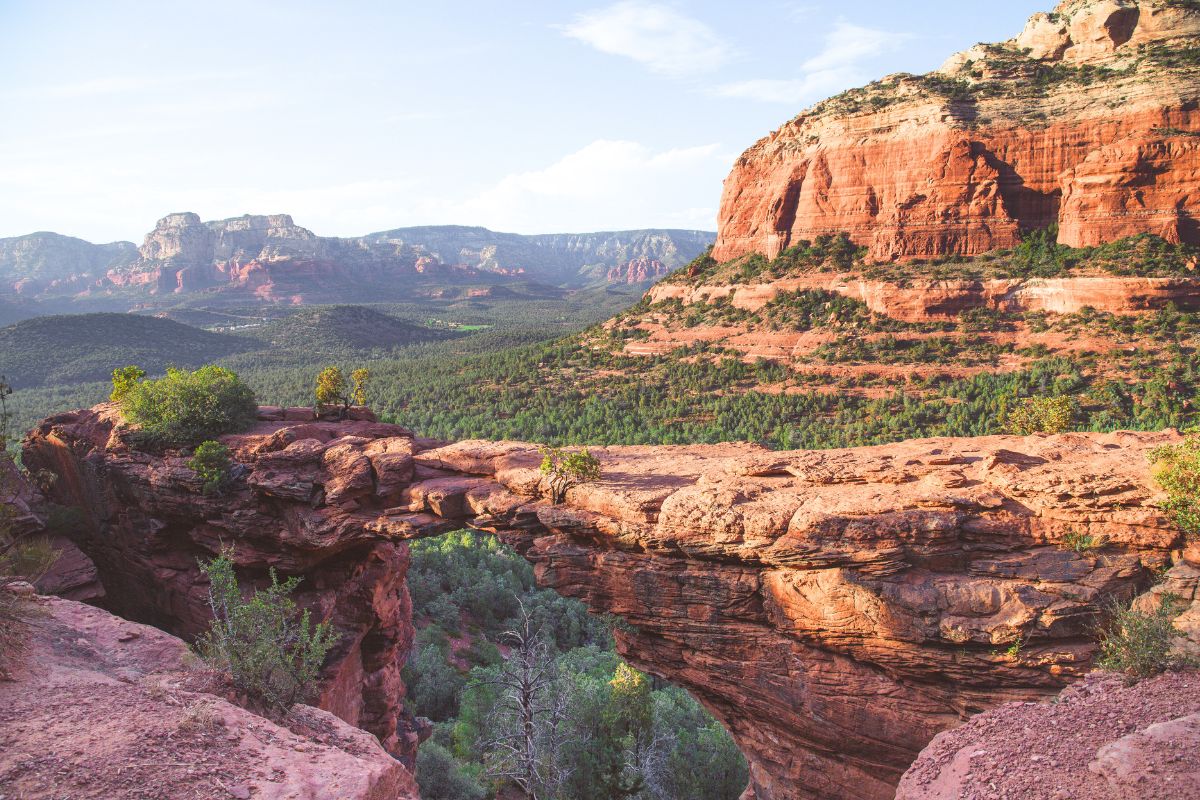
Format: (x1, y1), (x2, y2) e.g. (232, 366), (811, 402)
(197, 548), (335, 710)
(1004, 395), (1074, 435)
(1098, 596), (1187, 679)
(119, 365), (256, 447)
(538, 446), (601, 504)
(188, 440), (233, 495)
(1150, 433), (1200, 539)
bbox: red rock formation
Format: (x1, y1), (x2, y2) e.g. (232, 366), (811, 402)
(896, 670), (1200, 800)
(0, 590), (418, 799)
(607, 256), (670, 284)
(647, 272), (1200, 322)
(1, 454), (104, 602)
(21, 405), (428, 765)
(25, 406), (1192, 800)
(409, 433), (1189, 800)
(713, 0), (1200, 264)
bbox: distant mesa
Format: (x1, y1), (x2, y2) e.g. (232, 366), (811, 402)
(0, 213), (715, 310)
(714, 0), (1200, 264)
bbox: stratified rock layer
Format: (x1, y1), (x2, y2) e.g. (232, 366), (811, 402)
(22, 405), (426, 764)
(25, 406), (1193, 800)
(0, 591), (418, 800)
(646, 272), (1200, 323)
(411, 433), (1187, 800)
(713, 0), (1200, 263)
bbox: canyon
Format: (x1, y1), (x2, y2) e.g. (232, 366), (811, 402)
(712, 0), (1200, 265)
(21, 403), (1196, 800)
(5, 3), (1200, 799)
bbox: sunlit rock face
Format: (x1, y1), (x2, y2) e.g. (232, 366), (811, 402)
(713, 0), (1200, 265)
(26, 404), (1189, 800)
(0, 592), (419, 800)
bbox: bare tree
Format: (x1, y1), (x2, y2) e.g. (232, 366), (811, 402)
(477, 600), (571, 799)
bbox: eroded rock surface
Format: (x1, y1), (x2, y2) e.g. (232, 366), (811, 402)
(0, 591), (418, 800)
(896, 670), (1200, 800)
(24, 405), (1192, 800)
(713, 0), (1200, 264)
(22, 404), (426, 764)
(411, 432), (1188, 800)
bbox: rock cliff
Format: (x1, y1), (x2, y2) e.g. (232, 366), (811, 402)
(713, 0), (1200, 264)
(0, 589), (418, 800)
(0, 232), (136, 297)
(608, 255), (671, 284)
(24, 405), (1194, 800)
(22, 405), (427, 765)
(365, 225), (712, 286)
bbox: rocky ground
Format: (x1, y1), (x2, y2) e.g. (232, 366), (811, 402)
(0, 588), (418, 800)
(896, 669), (1200, 800)
(25, 402), (1197, 800)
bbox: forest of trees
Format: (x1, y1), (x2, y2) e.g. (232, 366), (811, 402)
(7, 306), (1199, 453)
(404, 531), (747, 800)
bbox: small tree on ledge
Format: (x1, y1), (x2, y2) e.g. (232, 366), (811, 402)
(1003, 395), (1074, 435)
(197, 547), (336, 710)
(188, 440), (233, 495)
(539, 446), (601, 505)
(314, 366), (372, 418)
(110, 365), (146, 402)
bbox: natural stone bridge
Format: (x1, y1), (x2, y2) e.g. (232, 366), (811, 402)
(24, 405), (1187, 800)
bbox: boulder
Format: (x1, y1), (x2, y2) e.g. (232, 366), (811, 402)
(0, 592), (418, 800)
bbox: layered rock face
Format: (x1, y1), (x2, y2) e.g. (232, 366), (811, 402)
(112, 212), (433, 299)
(0, 232), (136, 296)
(608, 255), (670, 284)
(713, 0), (1200, 264)
(25, 406), (1193, 800)
(365, 226), (713, 286)
(647, 272), (1200, 323)
(0, 590), (418, 799)
(22, 405), (427, 764)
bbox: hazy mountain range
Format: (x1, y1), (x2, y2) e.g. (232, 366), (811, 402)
(0, 212), (714, 317)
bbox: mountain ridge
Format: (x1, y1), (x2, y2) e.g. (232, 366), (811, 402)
(0, 213), (714, 310)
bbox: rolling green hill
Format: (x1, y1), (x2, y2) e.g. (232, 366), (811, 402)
(243, 305), (454, 353)
(0, 313), (257, 389)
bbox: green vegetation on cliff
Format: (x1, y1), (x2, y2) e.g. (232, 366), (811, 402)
(666, 230), (1199, 287)
(120, 365), (257, 447)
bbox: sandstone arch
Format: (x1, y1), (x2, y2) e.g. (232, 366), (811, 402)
(24, 405), (1188, 800)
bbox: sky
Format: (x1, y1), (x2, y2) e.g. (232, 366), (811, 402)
(0, 1), (1049, 243)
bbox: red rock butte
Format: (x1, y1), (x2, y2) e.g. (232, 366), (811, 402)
(713, 0), (1200, 264)
(23, 404), (1196, 800)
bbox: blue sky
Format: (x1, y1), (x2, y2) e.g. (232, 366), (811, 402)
(0, 1), (1048, 242)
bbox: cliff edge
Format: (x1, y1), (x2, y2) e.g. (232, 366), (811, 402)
(714, 0), (1200, 263)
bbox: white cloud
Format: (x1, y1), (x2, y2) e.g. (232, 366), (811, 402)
(0, 140), (726, 241)
(561, 2), (731, 76)
(803, 21), (911, 72)
(437, 139), (726, 232)
(714, 70), (852, 104)
(715, 21), (911, 105)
